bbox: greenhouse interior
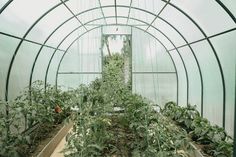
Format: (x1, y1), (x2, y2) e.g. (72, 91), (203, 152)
(0, 0), (235, 157)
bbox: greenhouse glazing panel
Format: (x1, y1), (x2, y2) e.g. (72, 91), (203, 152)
(131, 0), (166, 15)
(63, 0), (100, 14)
(178, 46), (202, 112)
(47, 51), (64, 85)
(129, 8), (155, 24)
(0, 0), (58, 37)
(103, 26), (131, 34)
(8, 42), (41, 100)
(160, 5), (204, 43)
(220, 1), (236, 18)
(0, 1), (235, 156)
(58, 27), (86, 50)
(132, 74), (158, 104)
(132, 27), (177, 106)
(170, 50), (187, 107)
(58, 28), (102, 89)
(191, 41), (223, 127)
(26, 4), (77, 44)
(60, 29), (102, 73)
(0, 34), (19, 100)
(152, 19), (186, 47)
(210, 31), (236, 137)
(133, 73), (177, 106)
(32, 47), (55, 83)
(0, 0), (8, 9)
(45, 18), (79, 47)
(171, 0), (235, 36)
(132, 28), (175, 72)
(58, 74), (102, 90)
(148, 27), (174, 50)
(77, 9), (104, 25)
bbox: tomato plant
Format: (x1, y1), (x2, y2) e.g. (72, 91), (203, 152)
(63, 53), (193, 157)
(162, 102), (233, 157)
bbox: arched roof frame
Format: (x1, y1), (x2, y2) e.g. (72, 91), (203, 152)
(0, 0), (235, 127)
(52, 23), (180, 105)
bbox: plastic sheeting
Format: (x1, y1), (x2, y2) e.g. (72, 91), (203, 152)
(0, 0), (235, 137)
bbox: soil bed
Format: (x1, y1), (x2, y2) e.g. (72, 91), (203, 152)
(18, 123), (64, 157)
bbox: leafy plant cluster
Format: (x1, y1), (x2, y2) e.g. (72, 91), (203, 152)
(0, 81), (73, 157)
(162, 102), (233, 157)
(64, 53), (193, 157)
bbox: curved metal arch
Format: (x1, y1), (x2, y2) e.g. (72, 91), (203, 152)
(215, 0), (236, 23)
(45, 15), (189, 106)
(30, 4), (216, 111)
(29, 5), (186, 92)
(29, 5), (199, 107)
(44, 4), (225, 118)
(35, 2), (208, 107)
(29, 5), (204, 108)
(0, 0), (13, 14)
(1, 0), (234, 23)
(1, 1), (227, 125)
(43, 26), (86, 89)
(53, 23), (180, 104)
(165, 1), (226, 127)
(4, 0), (69, 101)
(45, 16), (188, 106)
(125, 16), (189, 106)
(29, 15), (75, 92)
(1, 3), (216, 107)
(80, 3), (226, 126)
(156, 16), (204, 115)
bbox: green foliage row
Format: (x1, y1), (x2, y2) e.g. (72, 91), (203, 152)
(0, 81), (73, 157)
(63, 53), (193, 157)
(162, 102), (233, 157)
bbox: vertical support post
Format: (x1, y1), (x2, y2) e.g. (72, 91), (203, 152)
(101, 26), (104, 79)
(234, 64), (236, 157)
(130, 27), (133, 92)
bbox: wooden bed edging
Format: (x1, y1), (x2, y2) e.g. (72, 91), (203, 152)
(37, 121), (73, 157)
(36, 122), (206, 157)
(190, 142), (205, 157)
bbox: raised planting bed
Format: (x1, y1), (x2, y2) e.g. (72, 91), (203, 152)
(190, 142), (207, 157)
(36, 121), (73, 157)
